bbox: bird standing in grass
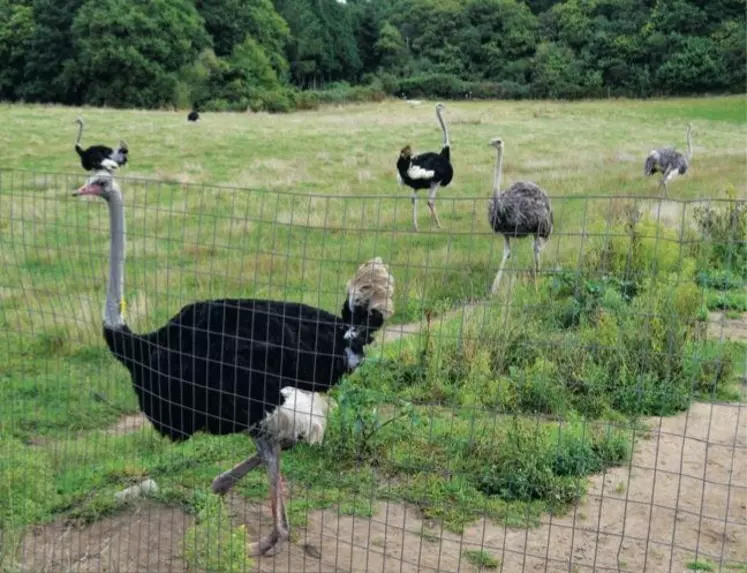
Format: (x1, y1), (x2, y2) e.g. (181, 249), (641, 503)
(487, 137), (553, 294)
(396, 103), (453, 231)
(74, 116), (128, 172)
(644, 123), (693, 196)
(72, 168), (395, 557)
(187, 110), (200, 122)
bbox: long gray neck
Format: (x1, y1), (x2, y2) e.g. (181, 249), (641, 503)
(436, 107), (450, 149)
(104, 191), (126, 329)
(685, 125), (693, 160)
(493, 147), (504, 194)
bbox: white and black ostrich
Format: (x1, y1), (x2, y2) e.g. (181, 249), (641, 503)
(72, 169), (395, 557)
(487, 137), (553, 294)
(396, 103), (453, 231)
(74, 117), (128, 172)
(187, 110), (200, 122)
(644, 123), (693, 196)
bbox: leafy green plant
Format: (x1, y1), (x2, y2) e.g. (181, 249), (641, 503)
(693, 197), (747, 279)
(182, 496), (253, 573)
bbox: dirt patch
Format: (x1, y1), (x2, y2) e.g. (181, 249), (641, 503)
(379, 303), (483, 345)
(24, 403), (740, 573)
(13, 502), (194, 573)
(252, 402), (746, 573)
(105, 413), (150, 437)
(707, 311), (747, 343)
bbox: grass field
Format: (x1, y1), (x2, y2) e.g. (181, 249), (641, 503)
(0, 95), (745, 571)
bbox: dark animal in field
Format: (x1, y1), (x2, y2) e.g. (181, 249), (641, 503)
(74, 117), (128, 172)
(644, 123), (693, 196)
(487, 137), (553, 294)
(72, 168), (395, 557)
(396, 103), (453, 231)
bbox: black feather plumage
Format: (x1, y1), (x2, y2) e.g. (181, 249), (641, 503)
(104, 298), (383, 442)
(396, 147), (453, 190)
(74, 117), (128, 172)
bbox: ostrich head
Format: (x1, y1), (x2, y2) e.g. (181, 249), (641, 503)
(72, 169), (120, 201)
(435, 102), (445, 112)
(399, 145), (413, 159)
(488, 137), (504, 149)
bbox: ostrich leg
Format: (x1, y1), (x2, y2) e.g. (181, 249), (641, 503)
(532, 236), (544, 293)
(211, 453), (263, 495)
(427, 183), (442, 228)
(490, 236), (511, 295)
(411, 193), (419, 231)
(248, 438), (290, 557)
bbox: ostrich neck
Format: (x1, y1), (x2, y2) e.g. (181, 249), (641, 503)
(105, 193), (126, 329)
(686, 127), (693, 160)
(436, 108), (450, 148)
(493, 148), (504, 194)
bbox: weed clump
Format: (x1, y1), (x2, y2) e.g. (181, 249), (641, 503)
(182, 495), (253, 573)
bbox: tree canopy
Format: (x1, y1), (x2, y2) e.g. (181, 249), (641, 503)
(0, 0), (742, 110)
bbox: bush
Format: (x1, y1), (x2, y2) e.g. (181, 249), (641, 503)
(182, 495), (254, 573)
(692, 197), (747, 279)
(394, 214), (737, 419)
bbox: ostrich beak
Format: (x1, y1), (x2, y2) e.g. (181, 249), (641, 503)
(73, 183), (102, 197)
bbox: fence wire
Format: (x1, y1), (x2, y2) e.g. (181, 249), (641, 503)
(0, 169), (745, 573)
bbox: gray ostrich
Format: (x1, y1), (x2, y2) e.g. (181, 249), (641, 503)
(644, 123), (693, 196)
(487, 137), (553, 294)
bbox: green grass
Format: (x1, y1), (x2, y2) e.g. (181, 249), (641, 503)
(462, 549), (501, 569)
(0, 96), (745, 567)
(687, 559), (715, 571)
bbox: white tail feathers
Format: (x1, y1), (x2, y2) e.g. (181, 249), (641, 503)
(346, 257), (395, 320)
(263, 387), (336, 446)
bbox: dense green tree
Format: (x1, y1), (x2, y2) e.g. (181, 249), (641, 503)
(0, 0), (35, 100)
(21, 0), (84, 103)
(275, 0), (361, 86)
(195, 0), (289, 77)
(67, 0), (210, 108)
(351, 2), (382, 75)
(0, 0), (744, 107)
(375, 22), (408, 71)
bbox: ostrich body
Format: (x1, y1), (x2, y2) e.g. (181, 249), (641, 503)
(396, 103), (453, 231)
(487, 137), (553, 294)
(187, 110), (200, 122)
(72, 169), (395, 556)
(644, 124), (693, 196)
(74, 117), (128, 172)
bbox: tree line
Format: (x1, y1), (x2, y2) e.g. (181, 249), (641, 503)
(0, 0), (744, 111)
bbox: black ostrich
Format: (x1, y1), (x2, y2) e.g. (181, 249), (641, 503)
(396, 103), (453, 231)
(487, 137), (553, 294)
(187, 110), (200, 122)
(644, 123), (693, 196)
(74, 117), (128, 172)
(72, 169), (395, 557)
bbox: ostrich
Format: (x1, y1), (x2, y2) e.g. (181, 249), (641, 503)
(487, 137), (553, 294)
(396, 103), (453, 231)
(644, 123), (693, 196)
(187, 110), (200, 122)
(71, 169), (395, 556)
(74, 117), (128, 172)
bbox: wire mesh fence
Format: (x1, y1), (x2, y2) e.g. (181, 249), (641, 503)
(0, 169), (745, 573)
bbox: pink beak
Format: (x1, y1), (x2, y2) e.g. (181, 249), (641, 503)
(72, 183), (102, 197)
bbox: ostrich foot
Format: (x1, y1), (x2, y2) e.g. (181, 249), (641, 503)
(247, 527), (289, 557)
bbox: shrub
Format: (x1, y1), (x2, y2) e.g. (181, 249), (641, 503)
(182, 495), (254, 573)
(693, 196), (747, 278)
